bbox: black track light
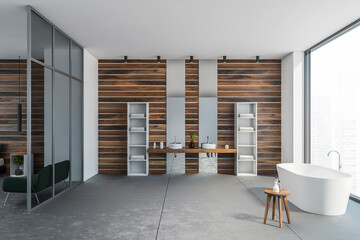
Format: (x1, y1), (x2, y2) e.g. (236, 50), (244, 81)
(223, 56), (227, 63)
(256, 56), (260, 63)
(157, 56), (161, 63)
(124, 56), (128, 63)
(190, 56), (194, 63)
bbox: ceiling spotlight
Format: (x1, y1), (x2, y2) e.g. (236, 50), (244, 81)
(256, 56), (260, 63)
(190, 56), (194, 63)
(157, 56), (161, 63)
(223, 56), (227, 63)
(124, 56), (128, 63)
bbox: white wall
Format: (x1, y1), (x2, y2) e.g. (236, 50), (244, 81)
(83, 49), (98, 181)
(281, 52), (304, 164)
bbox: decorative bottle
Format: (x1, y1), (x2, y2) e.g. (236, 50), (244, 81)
(160, 141), (164, 149)
(273, 178), (280, 193)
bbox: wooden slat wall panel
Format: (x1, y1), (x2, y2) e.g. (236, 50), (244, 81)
(185, 60), (199, 173)
(98, 60), (167, 174)
(217, 60), (281, 175)
(0, 60), (27, 172)
(31, 62), (45, 172)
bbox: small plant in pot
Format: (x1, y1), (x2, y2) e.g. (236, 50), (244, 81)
(189, 133), (196, 148)
(13, 155), (24, 175)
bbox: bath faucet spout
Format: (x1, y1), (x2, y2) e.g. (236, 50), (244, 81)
(327, 150), (342, 171)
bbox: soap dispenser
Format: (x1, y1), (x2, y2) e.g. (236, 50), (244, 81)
(273, 178), (280, 193)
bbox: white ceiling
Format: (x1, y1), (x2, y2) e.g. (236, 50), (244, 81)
(1, 0), (360, 59)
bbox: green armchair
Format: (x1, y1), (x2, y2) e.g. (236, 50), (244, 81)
(2, 160), (70, 205)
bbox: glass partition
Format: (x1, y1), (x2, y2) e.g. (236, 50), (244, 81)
(31, 62), (53, 207)
(27, 7), (83, 211)
(54, 29), (70, 74)
(71, 79), (83, 184)
(53, 72), (70, 194)
(71, 43), (83, 80)
(31, 11), (52, 66)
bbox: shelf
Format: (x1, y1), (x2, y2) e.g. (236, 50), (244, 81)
(129, 145), (147, 147)
(129, 159), (147, 162)
(238, 131), (256, 133)
(238, 145), (256, 147)
(147, 147), (237, 153)
(129, 117), (146, 119)
(128, 173), (148, 176)
(237, 159), (256, 162)
(129, 131), (146, 133)
(238, 117), (256, 119)
(236, 173), (257, 176)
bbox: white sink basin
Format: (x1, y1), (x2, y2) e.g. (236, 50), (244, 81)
(201, 143), (216, 149)
(168, 142), (182, 149)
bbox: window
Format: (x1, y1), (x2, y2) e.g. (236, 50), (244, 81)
(307, 23), (360, 198)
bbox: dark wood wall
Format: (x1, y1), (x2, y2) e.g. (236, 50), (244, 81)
(98, 59), (281, 175)
(98, 59), (167, 174)
(0, 60), (45, 173)
(217, 59), (281, 174)
(185, 60), (199, 173)
(0, 60), (27, 172)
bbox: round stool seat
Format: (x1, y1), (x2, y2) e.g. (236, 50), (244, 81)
(264, 189), (290, 196)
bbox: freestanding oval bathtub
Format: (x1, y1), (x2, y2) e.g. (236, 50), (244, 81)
(277, 163), (352, 216)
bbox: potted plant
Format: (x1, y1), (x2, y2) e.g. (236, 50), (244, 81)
(13, 155), (24, 175)
(189, 133), (196, 148)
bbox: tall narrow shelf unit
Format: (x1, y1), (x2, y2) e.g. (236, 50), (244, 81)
(234, 102), (257, 176)
(127, 103), (149, 176)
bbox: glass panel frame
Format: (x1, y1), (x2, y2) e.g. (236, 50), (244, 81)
(27, 6), (84, 213)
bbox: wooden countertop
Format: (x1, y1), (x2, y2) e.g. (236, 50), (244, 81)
(147, 147), (237, 153)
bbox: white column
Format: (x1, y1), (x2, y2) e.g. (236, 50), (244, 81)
(83, 49), (99, 181)
(281, 52), (304, 164)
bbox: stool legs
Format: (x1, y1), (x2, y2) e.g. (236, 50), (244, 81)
(263, 195), (271, 224)
(272, 196), (276, 220)
(283, 196), (291, 224)
(278, 196), (283, 228)
(264, 195), (291, 228)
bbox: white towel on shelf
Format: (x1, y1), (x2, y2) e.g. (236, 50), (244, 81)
(238, 155), (254, 160)
(131, 114), (145, 118)
(239, 127), (254, 132)
(131, 155), (145, 160)
(240, 113), (254, 118)
(131, 127), (145, 131)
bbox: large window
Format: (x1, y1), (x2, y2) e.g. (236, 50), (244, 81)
(307, 23), (360, 198)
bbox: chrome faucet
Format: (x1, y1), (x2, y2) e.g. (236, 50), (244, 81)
(207, 136), (209, 143)
(327, 150), (342, 171)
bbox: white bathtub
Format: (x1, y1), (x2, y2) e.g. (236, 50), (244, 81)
(277, 163), (352, 216)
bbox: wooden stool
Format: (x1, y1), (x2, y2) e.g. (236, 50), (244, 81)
(263, 189), (291, 228)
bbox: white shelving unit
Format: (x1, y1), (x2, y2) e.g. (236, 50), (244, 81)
(127, 102), (149, 176)
(234, 102), (257, 176)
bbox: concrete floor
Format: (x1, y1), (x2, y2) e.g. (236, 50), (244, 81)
(0, 173), (359, 240)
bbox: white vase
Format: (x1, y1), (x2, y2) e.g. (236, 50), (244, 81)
(273, 178), (280, 193)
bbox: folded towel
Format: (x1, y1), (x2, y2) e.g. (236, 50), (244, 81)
(240, 113), (254, 118)
(239, 155), (254, 159)
(239, 127), (254, 132)
(131, 114), (145, 118)
(131, 127), (145, 131)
